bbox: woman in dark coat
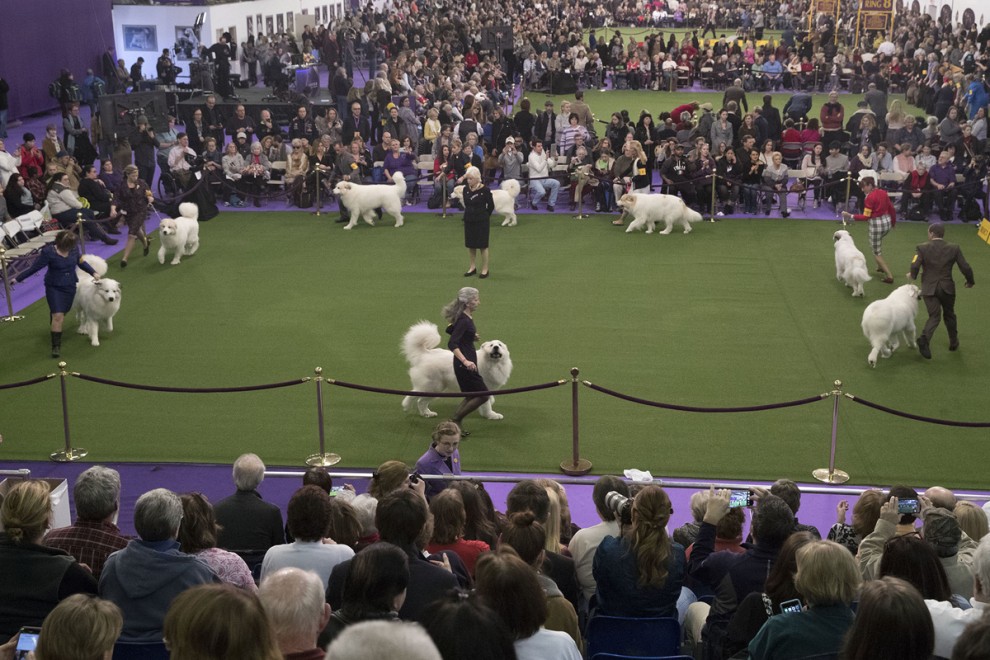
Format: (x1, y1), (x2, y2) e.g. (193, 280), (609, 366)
(442, 285), (488, 432)
(459, 166), (494, 278)
(114, 164), (152, 267)
(13, 230), (99, 357)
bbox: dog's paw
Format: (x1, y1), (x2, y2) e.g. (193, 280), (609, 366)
(421, 410), (438, 418)
(395, 220), (403, 227)
(171, 260), (181, 265)
(683, 228), (692, 234)
(659, 229), (673, 235)
(645, 229), (654, 234)
(343, 224), (354, 230)
(868, 359), (877, 368)
(624, 226), (634, 233)
(483, 412), (504, 420)
(90, 339), (100, 347)
(501, 219), (511, 226)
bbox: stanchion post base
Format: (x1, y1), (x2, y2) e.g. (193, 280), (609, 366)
(573, 213), (591, 219)
(0, 315), (26, 323)
(50, 448), (88, 462)
(812, 468), (850, 484)
(560, 458), (593, 476)
(306, 452), (341, 467)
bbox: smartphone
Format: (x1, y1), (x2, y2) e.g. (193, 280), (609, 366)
(729, 490), (753, 508)
(779, 599), (803, 614)
(897, 499), (920, 515)
(16, 627), (41, 660)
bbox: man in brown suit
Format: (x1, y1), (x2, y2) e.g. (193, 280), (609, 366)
(908, 222), (975, 359)
(570, 90), (594, 131)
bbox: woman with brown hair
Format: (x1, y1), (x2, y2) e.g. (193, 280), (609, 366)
(114, 163), (152, 267)
(178, 492), (256, 591)
(828, 489), (884, 554)
(33, 594), (122, 660)
(448, 480), (498, 548)
(839, 577), (935, 660)
(426, 489), (490, 577)
(592, 485), (686, 618)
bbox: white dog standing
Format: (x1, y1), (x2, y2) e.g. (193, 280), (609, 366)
(452, 179), (522, 226)
(861, 284), (921, 367)
(401, 320), (513, 420)
(334, 171), (405, 230)
(73, 255), (121, 347)
(619, 192), (703, 235)
(833, 230), (871, 297)
(158, 202), (200, 265)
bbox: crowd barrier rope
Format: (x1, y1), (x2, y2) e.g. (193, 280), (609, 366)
(2, 365), (989, 482)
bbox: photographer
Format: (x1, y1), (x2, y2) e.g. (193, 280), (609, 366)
(592, 486), (686, 619)
(132, 117), (159, 189)
(156, 49), (180, 86)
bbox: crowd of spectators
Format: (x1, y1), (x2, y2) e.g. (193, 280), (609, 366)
(3, 456), (990, 660)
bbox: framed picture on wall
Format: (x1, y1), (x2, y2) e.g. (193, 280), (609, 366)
(265, 15), (274, 35)
(256, 14), (263, 33)
(277, 13), (284, 33)
(173, 27), (199, 60)
(323, 6), (329, 22)
(287, 12), (294, 35)
(247, 16), (254, 37)
(123, 25), (158, 52)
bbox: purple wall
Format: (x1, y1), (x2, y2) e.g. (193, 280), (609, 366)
(0, 0), (114, 120)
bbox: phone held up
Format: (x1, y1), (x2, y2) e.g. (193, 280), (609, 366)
(729, 490), (754, 508)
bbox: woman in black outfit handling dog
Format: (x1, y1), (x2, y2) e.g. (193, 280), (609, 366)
(443, 286), (487, 434)
(461, 166), (494, 278)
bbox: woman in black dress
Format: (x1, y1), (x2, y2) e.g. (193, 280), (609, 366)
(14, 230), (99, 357)
(442, 287), (487, 433)
(115, 164), (152, 268)
(461, 167), (494, 278)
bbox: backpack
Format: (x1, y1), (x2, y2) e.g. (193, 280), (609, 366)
(961, 196), (982, 222)
(91, 78), (106, 99)
(48, 80), (63, 100)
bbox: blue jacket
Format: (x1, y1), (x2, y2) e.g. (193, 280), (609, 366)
(592, 535), (686, 618)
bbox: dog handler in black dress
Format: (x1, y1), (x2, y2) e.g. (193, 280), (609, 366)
(461, 166), (494, 278)
(14, 230), (100, 357)
(443, 287), (487, 434)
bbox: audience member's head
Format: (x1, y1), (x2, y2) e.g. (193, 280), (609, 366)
(499, 511), (545, 567)
(770, 479), (804, 516)
(421, 590), (518, 660)
(134, 488), (183, 542)
(326, 620), (442, 660)
(258, 568), (331, 655)
(594, 475), (629, 522)
(505, 480), (550, 524)
(955, 501), (990, 544)
(163, 584), (282, 660)
(924, 507), (963, 558)
(474, 547), (546, 641)
(716, 506), (746, 541)
(764, 531), (815, 605)
(376, 488), (429, 548)
(287, 485), (332, 543)
(688, 489), (711, 524)
(852, 489), (885, 538)
(73, 466), (121, 522)
(794, 540), (861, 607)
(448, 480), (497, 543)
(879, 534), (953, 601)
(430, 489), (467, 546)
(178, 492), (222, 553)
(926, 486), (957, 510)
(351, 493), (379, 540)
(887, 485), (921, 525)
(971, 535), (990, 601)
(328, 497), (363, 548)
(952, 611), (990, 660)
(302, 467), (333, 493)
(232, 453), (266, 491)
(33, 594), (122, 660)
(369, 460), (411, 499)
(750, 494), (795, 550)
(0, 479), (52, 544)
(840, 577), (934, 660)
(340, 542), (409, 616)
(628, 485), (675, 588)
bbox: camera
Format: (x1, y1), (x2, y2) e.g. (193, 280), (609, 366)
(605, 490), (632, 525)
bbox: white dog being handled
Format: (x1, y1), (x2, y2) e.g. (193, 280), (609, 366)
(73, 255), (121, 347)
(451, 179), (522, 226)
(861, 284), (921, 367)
(158, 202), (200, 265)
(833, 230), (871, 297)
(334, 171), (406, 230)
(618, 192), (703, 235)
(400, 320), (513, 420)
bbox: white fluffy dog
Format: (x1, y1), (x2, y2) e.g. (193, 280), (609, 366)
(334, 172), (405, 230)
(158, 202), (200, 265)
(833, 230), (871, 297)
(73, 261), (121, 347)
(619, 193), (703, 235)
(400, 320), (513, 420)
(451, 179), (522, 226)
(861, 284), (921, 367)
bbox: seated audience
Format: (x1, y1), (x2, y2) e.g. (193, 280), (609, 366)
(568, 475), (630, 603)
(426, 489), (490, 577)
(858, 486), (922, 579)
(258, 567), (332, 660)
(326, 620), (442, 660)
(177, 492), (256, 591)
(770, 479), (822, 538)
(879, 533), (967, 605)
(841, 576), (935, 660)
(162, 584), (281, 659)
(421, 590), (518, 660)
(827, 488), (883, 555)
(214, 453), (285, 568)
(32, 594), (122, 660)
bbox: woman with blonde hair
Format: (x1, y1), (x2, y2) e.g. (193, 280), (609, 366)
(955, 501), (989, 542)
(535, 478), (575, 547)
(34, 594), (122, 660)
(368, 460), (411, 499)
(592, 485), (685, 617)
(163, 584), (282, 660)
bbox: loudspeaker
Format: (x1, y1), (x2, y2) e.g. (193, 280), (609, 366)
(551, 74), (577, 95)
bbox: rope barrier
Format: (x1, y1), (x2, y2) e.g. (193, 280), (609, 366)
(71, 372), (311, 393)
(583, 380), (829, 412)
(845, 394), (990, 428)
(0, 374), (56, 391)
(327, 378), (567, 398)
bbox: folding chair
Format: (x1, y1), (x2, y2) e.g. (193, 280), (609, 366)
(586, 616), (681, 660)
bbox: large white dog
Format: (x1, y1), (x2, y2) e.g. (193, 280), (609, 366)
(618, 193), (703, 235)
(400, 320), (513, 420)
(334, 172), (405, 230)
(451, 179), (522, 226)
(73, 257), (121, 347)
(861, 284), (921, 367)
(158, 202), (200, 265)
(833, 230), (871, 297)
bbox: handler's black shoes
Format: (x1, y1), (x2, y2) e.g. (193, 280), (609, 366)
(917, 336), (932, 359)
(949, 338), (960, 351)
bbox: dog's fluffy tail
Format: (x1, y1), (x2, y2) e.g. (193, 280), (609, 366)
(77, 254), (108, 280)
(685, 206), (704, 223)
(848, 262), (872, 287)
(392, 172), (407, 197)
(500, 179), (521, 199)
(179, 202), (199, 220)
(401, 320), (442, 364)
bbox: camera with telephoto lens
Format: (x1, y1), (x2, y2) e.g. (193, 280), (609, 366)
(605, 490), (633, 525)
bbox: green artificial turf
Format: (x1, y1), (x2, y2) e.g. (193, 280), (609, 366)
(2, 212), (989, 488)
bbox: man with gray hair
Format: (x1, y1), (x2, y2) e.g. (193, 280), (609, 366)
(99, 488), (218, 643)
(258, 568), (330, 660)
(44, 466), (129, 579)
(214, 452), (285, 566)
(927, 534), (990, 658)
(326, 621), (441, 660)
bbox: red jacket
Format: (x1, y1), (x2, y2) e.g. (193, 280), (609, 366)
(820, 102), (845, 131)
(671, 103), (697, 123)
(853, 188), (897, 225)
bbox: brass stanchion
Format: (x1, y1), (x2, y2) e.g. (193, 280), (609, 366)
(0, 247), (25, 323)
(709, 171), (718, 222)
(50, 362), (87, 462)
(560, 367), (592, 476)
(439, 167), (449, 219)
(843, 173), (853, 221)
(306, 367), (340, 467)
(311, 166), (323, 217)
(75, 212), (86, 254)
(813, 379), (850, 484)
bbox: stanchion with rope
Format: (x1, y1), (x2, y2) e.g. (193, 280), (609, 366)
(709, 171), (718, 222)
(306, 367), (341, 467)
(311, 166), (323, 217)
(439, 166), (450, 219)
(51, 361), (87, 462)
(843, 173), (854, 221)
(75, 213), (86, 254)
(560, 367), (592, 476)
(0, 247), (25, 323)
(813, 379), (850, 484)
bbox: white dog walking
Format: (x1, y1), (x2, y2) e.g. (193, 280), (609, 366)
(334, 172), (406, 229)
(73, 256), (121, 347)
(861, 284), (921, 367)
(618, 193), (703, 235)
(833, 230), (871, 297)
(158, 202), (200, 265)
(400, 320), (513, 420)
(452, 179), (522, 226)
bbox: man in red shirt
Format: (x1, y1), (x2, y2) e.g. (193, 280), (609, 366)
(842, 176), (896, 283)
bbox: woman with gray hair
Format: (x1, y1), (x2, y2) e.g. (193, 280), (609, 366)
(442, 286), (488, 433)
(459, 166), (494, 278)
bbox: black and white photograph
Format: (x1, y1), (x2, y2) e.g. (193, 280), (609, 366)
(123, 25), (157, 52)
(173, 26), (199, 60)
(286, 12), (294, 36)
(277, 13), (284, 34)
(256, 14), (263, 34)
(246, 15), (254, 37)
(265, 15), (274, 35)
